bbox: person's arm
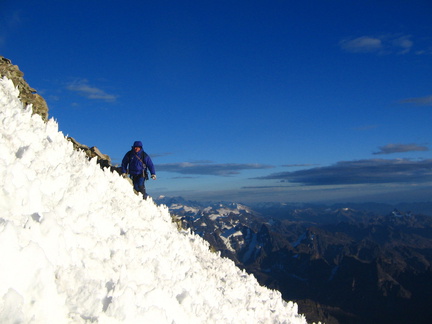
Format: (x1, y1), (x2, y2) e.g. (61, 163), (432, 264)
(145, 155), (156, 177)
(121, 152), (130, 174)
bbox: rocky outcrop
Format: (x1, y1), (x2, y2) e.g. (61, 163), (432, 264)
(0, 56), (49, 121)
(67, 137), (112, 169)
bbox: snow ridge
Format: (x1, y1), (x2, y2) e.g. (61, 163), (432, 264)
(0, 77), (307, 323)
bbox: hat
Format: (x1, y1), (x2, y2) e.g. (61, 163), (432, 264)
(133, 141), (143, 148)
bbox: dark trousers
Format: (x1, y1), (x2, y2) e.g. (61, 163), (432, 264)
(131, 174), (147, 198)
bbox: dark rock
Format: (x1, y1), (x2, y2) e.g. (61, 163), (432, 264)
(0, 56), (49, 121)
(66, 136), (112, 169)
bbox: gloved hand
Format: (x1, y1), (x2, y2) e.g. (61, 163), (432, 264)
(151, 174), (157, 180)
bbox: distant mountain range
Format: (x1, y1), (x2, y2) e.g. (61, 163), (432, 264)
(155, 196), (432, 324)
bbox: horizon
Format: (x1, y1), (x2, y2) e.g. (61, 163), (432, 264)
(155, 195), (432, 216)
(1, 0), (431, 204)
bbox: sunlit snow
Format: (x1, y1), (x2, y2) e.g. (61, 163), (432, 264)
(0, 76), (308, 323)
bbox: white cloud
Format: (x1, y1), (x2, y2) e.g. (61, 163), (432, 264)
(66, 79), (117, 102)
(158, 161), (274, 176)
(373, 143), (429, 155)
(400, 95), (432, 106)
(340, 34), (413, 55)
(392, 35), (413, 54)
(256, 158), (432, 186)
(340, 36), (383, 53)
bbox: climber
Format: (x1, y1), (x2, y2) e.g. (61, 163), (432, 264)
(121, 141), (156, 199)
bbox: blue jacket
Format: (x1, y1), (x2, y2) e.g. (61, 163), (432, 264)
(121, 149), (156, 176)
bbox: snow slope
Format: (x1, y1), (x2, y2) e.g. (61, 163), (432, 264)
(0, 76), (308, 323)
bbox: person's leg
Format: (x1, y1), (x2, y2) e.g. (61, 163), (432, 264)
(132, 175), (147, 198)
(140, 179), (147, 199)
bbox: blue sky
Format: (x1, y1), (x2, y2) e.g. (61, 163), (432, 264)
(1, 0), (431, 204)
